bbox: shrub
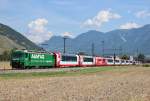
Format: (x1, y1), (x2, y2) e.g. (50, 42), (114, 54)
(143, 64), (150, 67)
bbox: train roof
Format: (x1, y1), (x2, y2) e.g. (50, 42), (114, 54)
(14, 49), (53, 54)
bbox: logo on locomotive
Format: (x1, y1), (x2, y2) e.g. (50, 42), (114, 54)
(31, 54), (44, 59)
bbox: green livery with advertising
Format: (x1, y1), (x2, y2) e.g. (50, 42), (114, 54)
(11, 50), (55, 69)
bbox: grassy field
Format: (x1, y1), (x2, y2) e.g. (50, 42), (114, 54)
(0, 66), (118, 79)
(1, 66), (150, 101)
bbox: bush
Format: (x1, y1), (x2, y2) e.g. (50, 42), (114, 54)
(121, 54), (129, 60)
(143, 64), (150, 67)
(0, 50), (11, 61)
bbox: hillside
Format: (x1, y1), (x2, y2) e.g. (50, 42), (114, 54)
(43, 24), (150, 55)
(0, 23), (40, 54)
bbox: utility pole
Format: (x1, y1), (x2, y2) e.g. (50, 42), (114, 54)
(114, 53), (116, 65)
(92, 43), (95, 56)
(102, 40), (104, 57)
(119, 46), (123, 56)
(63, 37), (67, 54)
(137, 48), (139, 61)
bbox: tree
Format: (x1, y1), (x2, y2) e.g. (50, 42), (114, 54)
(3, 50), (10, 61)
(0, 50), (11, 61)
(120, 54), (129, 60)
(137, 53), (145, 63)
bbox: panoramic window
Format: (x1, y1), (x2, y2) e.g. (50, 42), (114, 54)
(61, 55), (77, 62)
(108, 59), (113, 63)
(83, 57), (93, 62)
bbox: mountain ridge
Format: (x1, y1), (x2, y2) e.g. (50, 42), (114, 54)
(0, 23), (40, 54)
(43, 24), (150, 55)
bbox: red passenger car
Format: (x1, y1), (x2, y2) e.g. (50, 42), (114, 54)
(95, 56), (107, 66)
(54, 52), (79, 67)
(79, 55), (95, 67)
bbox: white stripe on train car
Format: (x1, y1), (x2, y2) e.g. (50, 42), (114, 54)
(81, 62), (93, 65)
(60, 61), (78, 65)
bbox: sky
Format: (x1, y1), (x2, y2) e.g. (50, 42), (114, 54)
(0, 0), (150, 43)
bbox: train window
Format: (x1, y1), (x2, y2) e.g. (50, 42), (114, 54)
(121, 60), (125, 63)
(61, 55), (77, 62)
(115, 60), (120, 63)
(83, 57), (93, 62)
(107, 59), (113, 63)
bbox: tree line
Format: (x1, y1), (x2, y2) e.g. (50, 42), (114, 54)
(0, 50), (12, 61)
(121, 53), (146, 63)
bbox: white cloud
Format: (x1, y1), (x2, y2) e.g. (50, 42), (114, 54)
(120, 22), (141, 29)
(62, 32), (73, 38)
(82, 10), (121, 28)
(27, 18), (53, 44)
(135, 10), (150, 18)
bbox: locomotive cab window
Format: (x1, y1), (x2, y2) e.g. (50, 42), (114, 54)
(12, 52), (24, 58)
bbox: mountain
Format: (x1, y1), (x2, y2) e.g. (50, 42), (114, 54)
(43, 24), (150, 55)
(0, 23), (40, 54)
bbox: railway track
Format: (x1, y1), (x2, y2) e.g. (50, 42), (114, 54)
(0, 65), (140, 74)
(0, 67), (90, 74)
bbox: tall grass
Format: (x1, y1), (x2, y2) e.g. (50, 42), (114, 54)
(0, 61), (11, 70)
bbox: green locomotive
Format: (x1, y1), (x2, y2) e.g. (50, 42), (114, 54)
(11, 50), (55, 69)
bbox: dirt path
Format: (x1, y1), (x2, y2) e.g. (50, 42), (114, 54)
(0, 67), (150, 101)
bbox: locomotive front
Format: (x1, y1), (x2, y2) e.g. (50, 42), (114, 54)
(11, 50), (26, 69)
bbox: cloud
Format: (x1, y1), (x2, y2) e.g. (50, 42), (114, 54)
(135, 10), (150, 18)
(27, 18), (53, 44)
(62, 32), (73, 38)
(82, 10), (121, 28)
(120, 22), (141, 29)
